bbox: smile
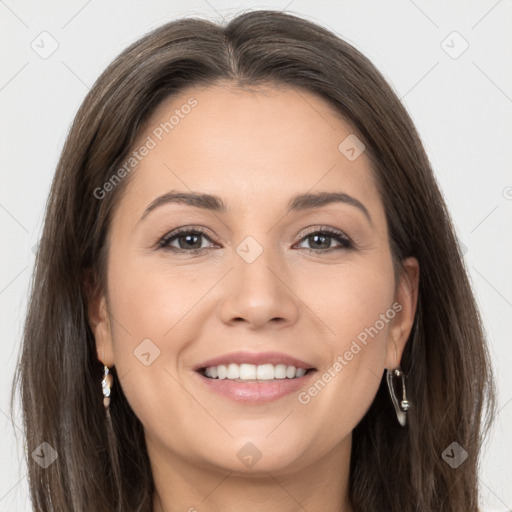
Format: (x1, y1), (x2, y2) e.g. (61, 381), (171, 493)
(200, 363), (314, 381)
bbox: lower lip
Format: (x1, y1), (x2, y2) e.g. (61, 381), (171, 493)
(193, 370), (318, 403)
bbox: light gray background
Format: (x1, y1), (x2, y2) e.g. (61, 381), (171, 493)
(1, 1), (511, 510)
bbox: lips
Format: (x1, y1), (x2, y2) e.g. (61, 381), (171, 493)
(193, 350), (317, 372)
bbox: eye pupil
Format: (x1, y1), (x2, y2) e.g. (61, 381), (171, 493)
(309, 234), (330, 250)
(179, 233), (202, 249)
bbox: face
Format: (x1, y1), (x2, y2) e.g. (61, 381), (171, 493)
(89, 83), (418, 477)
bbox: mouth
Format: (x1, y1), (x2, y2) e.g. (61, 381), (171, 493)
(192, 351), (318, 402)
(193, 363), (318, 403)
(196, 364), (317, 382)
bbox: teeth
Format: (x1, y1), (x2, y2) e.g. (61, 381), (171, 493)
(202, 363), (310, 380)
(240, 363), (256, 380)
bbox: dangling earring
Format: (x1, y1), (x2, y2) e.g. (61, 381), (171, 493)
(101, 364), (114, 409)
(386, 366), (409, 427)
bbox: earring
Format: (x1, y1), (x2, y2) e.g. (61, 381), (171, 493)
(386, 366), (409, 427)
(101, 364), (114, 409)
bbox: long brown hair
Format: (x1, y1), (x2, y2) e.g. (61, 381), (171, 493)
(11, 9), (496, 511)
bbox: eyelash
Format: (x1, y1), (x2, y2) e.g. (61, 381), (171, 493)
(156, 225), (354, 255)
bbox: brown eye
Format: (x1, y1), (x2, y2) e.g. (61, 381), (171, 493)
(295, 228), (353, 252)
(157, 227), (217, 253)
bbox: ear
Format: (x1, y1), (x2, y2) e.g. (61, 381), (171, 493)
(385, 256), (419, 369)
(82, 268), (115, 367)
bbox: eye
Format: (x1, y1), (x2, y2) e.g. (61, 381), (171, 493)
(294, 226), (354, 252)
(156, 225), (354, 255)
(156, 227), (218, 254)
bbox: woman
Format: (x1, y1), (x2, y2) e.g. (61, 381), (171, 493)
(11, 9), (496, 512)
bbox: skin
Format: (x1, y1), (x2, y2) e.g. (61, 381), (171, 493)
(88, 83), (419, 512)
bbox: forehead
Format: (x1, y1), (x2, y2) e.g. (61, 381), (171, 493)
(116, 83), (382, 222)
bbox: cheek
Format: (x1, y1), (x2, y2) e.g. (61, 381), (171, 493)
(104, 255), (205, 437)
(107, 252), (204, 340)
(300, 256), (396, 351)
(293, 257), (396, 422)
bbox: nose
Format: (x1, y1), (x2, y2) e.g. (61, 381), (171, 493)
(218, 238), (300, 331)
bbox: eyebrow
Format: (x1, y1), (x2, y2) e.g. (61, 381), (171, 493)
(139, 190), (373, 225)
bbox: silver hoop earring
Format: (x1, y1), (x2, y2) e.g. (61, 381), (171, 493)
(101, 364), (114, 409)
(386, 366), (409, 427)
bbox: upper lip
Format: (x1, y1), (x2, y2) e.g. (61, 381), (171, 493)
(194, 351), (316, 371)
